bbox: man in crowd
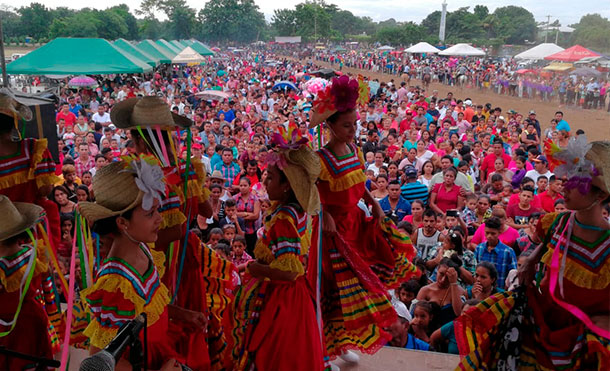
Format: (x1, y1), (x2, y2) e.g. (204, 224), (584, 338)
(400, 166), (429, 205)
(412, 209), (444, 273)
(480, 138), (511, 182)
(56, 103), (77, 127)
(428, 156), (473, 192)
(380, 180), (412, 222)
(505, 185), (541, 232)
(213, 147), (240, 188)
(525, 155), (553, 183)
(91, 104), (111, 126)
(538, 175), (564, 213)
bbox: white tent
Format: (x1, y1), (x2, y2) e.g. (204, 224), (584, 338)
(172, 46), (205, 64)
(377, 45), (395, 51)
(405, 42), (441, 54)
(438, 43), (485, 56)
(514, 43), (565, 60)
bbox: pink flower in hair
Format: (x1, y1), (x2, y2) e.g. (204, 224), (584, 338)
(330, 75), (359, 112)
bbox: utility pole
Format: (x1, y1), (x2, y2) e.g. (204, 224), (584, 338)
(439, 0), (447, 43)
(0, 19), (8, 87)
(544, 14), (552, 43)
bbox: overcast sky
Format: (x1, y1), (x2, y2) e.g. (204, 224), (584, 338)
(4, 0), (609, 26)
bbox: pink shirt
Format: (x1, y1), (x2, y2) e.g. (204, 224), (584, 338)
(471, 224), (520, 248)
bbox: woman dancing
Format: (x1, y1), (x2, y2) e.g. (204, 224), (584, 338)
(307, 75), (418, 366)
(455, 136), (610, 370)
(79, 158), (198, 370)
(231, 128), (327, 370)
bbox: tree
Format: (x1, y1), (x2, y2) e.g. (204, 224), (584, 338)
(17, 3), (52, 38)
(492, 6), (537, 44)
(108, 4), (140, 40)
(198, 0), (266, 43)
(570, 14), (610, 51)
(138, 0), (196, 39)
(272, 9), (297, 36)
(0, 8), (21, 39)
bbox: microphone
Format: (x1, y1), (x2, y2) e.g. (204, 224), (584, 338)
(80, 314), (146, 371)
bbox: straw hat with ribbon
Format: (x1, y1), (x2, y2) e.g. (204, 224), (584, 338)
(78, 157), (165, 224)
(0, 88), (33, 122)
(0, 195), (43, 241)
(110, 96), (192, 129)
(266, 127), (321, 214)
(308, 75), (370, 128)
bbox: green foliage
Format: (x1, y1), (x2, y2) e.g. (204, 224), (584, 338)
(570, 14), (610, 51)
(492, 6), (537, 44)
(198, 0), (266, 43)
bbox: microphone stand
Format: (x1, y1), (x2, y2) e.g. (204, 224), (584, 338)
(0, 346), (61, 371)
(128, 313), (147, 371)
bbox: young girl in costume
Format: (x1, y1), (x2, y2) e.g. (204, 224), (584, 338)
(0, 196), (54, 370)
(0, 88), (64, 355)
(111, 96), (232, 369)
(232, 128), (327, 370)
(79, 159), (200, 371)
(307, 76), (418, 366)
(456, 136), (610, 370)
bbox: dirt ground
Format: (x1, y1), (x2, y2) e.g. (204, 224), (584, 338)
(308, 59), (610, 140)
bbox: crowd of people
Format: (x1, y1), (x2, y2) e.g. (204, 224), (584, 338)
(314, 49), (610, 111)
(0, 48), (609, 371)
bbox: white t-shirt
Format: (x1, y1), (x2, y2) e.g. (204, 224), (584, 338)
(367, 162), (387, 177)
(92, 112), (111, 125)
(524, 169), (553, 184)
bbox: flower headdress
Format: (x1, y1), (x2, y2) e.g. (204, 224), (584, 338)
(122, 155), (166, 211)
(308, 75), (370, 128)
(265, 124), (321, 214)
(544, 135), (599, 194)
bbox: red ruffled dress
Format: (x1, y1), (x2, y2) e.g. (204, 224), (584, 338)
(232, 203), (327, 371)
(81, 244), (181, 369)
(0, 243), (53, 370)
(308, 143), (418, 357)
(455, 212), (610, 370)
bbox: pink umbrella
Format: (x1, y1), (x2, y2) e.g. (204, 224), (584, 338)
(68, 75), (98, 88)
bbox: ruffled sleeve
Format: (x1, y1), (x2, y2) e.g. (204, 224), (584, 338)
(262, 210), (305, 276)
(317, 147), (367, 193)
(150, 247), (166, 279)
(81, 276), (138, 349)
(30, 138), (61, 189)
(0, 244), (48, 293)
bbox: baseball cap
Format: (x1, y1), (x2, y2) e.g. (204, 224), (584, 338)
(533, 155), (548, 164)
(529, 110), (536, 115)
(108, 123), (116, 130)
(391, 297), (412, 322)
(497, 116), (505, 122)
(405, 166), (418, 179)
(464, 99), (472, 106)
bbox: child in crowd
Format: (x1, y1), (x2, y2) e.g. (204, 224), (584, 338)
(554, 199), (567, 212)
(222, 224), (237, 243)
(505, 250), (533, 291)
(207, 228), (223, 248)
(410, 300), (441, 344)
(230, 235), (253, 274)
(514, 212), (543, 255)
(461, 194), (478, 236)
(397, 279), (421, 310)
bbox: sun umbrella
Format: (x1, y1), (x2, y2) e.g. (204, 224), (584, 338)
(309, 68), (337, 79)
(570, 67), (601, 77)
(68, 75), (97, 88)
(195, 90), (230, 101)
(272, 81), (298, 92)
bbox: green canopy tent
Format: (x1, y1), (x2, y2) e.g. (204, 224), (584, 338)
(113, 38), (160, 67)
(137, 40), (173, 64)
(182, 40), (215, 56)
(170, 40), (188, 50)
(155, 39), (180, 57)
(6, 38), (152, 75)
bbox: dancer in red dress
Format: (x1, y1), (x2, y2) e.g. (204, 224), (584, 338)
(0, 196), (53, 370)
(232, 128), (327, 370)
(307, 76), (418, 366)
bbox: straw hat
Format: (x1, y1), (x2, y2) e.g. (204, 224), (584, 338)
(0, 88), (33, 121)
(110, 96), (192, 129)
(0, 195), (43, 241)
(78, 161), (144, 223)
(209, 170), (226, 182)
(308, 105), (337, 129)
(586, 141), (610, 195)
(281, 146), (321, 214)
